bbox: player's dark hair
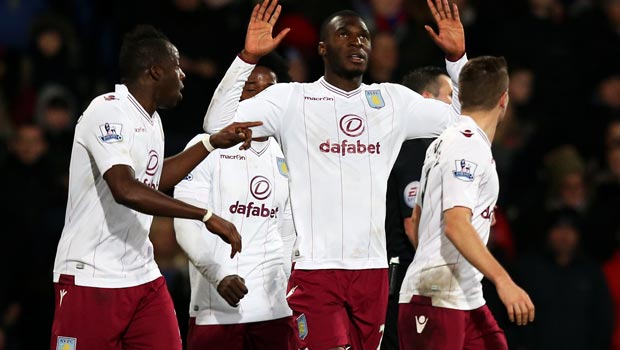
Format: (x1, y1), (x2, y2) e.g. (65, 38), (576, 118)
(119, 25), (172, 82)
(257, 52), (291, 83)
(320, 10), (363, 41)
(459, 56), (509, 111)
(402, 66), (448, 96)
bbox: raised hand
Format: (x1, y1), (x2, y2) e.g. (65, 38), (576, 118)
(205, 213), (242, 258)
(240, 0), (291, 63)
(496, 279), (535, 326)
(217, 275), (249, 307)
(210, 121), (263, 150)
(426, 0), (466, 61)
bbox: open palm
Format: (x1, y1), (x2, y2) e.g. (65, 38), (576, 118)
(425, 0), (466, 61)
(243, 0), (290, 62)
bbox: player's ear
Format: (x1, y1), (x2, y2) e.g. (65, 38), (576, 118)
(499, 90), (509, 109)
(318, 42), (326, 57)
(421, 91), (434, 99)
(149, 64), (163, 81)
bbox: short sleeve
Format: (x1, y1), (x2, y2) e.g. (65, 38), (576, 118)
(77, 101), (135, 176)
(440, 140), (489, 212)
(236, 83), (295, 139)
(174, 134), (213, 204)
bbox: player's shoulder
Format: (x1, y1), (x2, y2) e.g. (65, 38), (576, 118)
(78, 90), (127, 125)
(442, 119), (491, 155)
(374, 82), (419, 94)
(254, 82), (300, 99)
(367, 82), (423, 103)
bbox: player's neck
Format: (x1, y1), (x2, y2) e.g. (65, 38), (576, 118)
(125, 82), (157, 116)
(462, 109), (499, 144)
(323, 71), (363, 92)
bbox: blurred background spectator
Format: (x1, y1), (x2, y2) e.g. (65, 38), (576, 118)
(0, 0), (618, 349)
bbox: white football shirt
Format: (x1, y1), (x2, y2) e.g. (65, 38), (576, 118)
(53, 84), (164, 288)
(399, 116), (499, 310)
(174, 135), (293, 325)
(204, 56), (466, 270)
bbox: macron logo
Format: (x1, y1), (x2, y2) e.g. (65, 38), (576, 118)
(286, 285), (298, 299)
(304, 96), (334, 101)
(59, 289), (68, 307)
(415, 315), (428, 333)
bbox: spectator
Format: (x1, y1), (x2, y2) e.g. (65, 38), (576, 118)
(514, 208), (613, 350)
(0, 124), (64, 350)
(28, 14), (81, 95)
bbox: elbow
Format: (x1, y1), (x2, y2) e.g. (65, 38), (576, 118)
(203, 114), (220, 133)
(109, 182), (137, 207)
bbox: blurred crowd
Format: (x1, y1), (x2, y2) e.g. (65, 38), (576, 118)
(0, 0), (619, 349)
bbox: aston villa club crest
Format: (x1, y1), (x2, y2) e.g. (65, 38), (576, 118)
(365, 90), (385, 109)
(276, 157), (289, 177)
(56, 336), (77, 350)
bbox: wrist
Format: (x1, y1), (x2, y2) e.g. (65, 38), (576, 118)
(201, 134), (215, 152)
(202, 209), (213, 223)
(238, 50), (260, 64)
(491, 274), (513, 287)
(446, 51), (466, 62)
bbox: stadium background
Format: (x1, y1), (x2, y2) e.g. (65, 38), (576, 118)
(0, 0), (619, 349)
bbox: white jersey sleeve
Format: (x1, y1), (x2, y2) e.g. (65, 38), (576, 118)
(445, 54), (468, 115)
(234, 84), (294, 139)
(77, 102), (135, 175)
(395, 54), (468, 140)
(174, 135), (235, 287)
(203, 56), (255, 133)
(388, 85), (458, 140)
(278, 198), (296, 279)
(439, 138), (490, 212)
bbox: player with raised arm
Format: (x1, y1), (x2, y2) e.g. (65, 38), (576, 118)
(204, 0), (466, 348)
(174, 55), (296, 350)
(50, 26), (260, 350)
(399, 56), (535, 350)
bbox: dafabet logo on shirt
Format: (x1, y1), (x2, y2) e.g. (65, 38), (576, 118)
(229, 176), (279, 218)
(319, 114), (381, 156)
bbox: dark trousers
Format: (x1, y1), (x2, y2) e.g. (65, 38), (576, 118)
(381, 258), (412, 350)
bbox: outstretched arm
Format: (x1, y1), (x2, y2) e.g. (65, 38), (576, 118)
(203, 0), (289, 133)
(160, 121), (261, 191)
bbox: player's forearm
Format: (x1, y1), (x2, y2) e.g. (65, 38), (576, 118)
(444, 217), (511, 286)
(174, 217), (230, 286)
(203, 56), (255, 133)
(115, 180), (206, 220)
(160, 142), (210, 192)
